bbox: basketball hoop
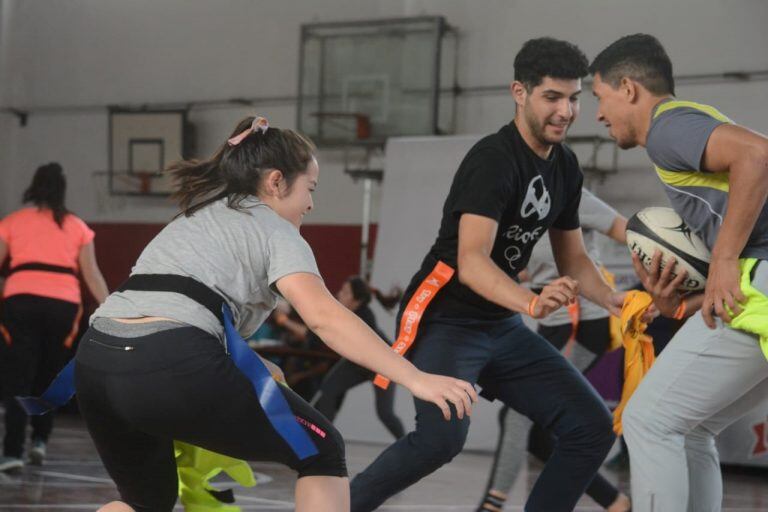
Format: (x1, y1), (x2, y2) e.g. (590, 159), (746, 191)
(310, 112), (371, 141)
(134, 171), (156, 195)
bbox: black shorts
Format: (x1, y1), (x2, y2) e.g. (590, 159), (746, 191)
(75, 325), (346, 512)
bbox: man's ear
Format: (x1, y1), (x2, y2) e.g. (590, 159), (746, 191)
(511, 80), (528, 109)
(620, 77), (640, 104)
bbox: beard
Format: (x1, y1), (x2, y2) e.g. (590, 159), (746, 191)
(524, 107), (569, 147)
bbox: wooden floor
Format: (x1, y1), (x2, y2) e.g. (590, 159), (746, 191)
(1, 412), (767, 511)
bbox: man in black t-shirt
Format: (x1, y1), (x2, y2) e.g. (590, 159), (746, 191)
(350, 38), (627, 512)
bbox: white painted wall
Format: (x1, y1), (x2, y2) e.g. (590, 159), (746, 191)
(2, 0), (767, 222)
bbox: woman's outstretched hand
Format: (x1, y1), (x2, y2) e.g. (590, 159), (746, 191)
(405, 372), (479, 421)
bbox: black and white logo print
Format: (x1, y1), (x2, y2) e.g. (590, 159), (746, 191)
(504, 245), (522, 270)
(520, 176), (551, 220)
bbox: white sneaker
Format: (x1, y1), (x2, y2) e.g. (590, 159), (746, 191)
(29, 440), (46, 466)
(0, 456), (24, 472)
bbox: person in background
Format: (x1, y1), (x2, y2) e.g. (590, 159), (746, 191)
(310, 276), (406, 440)
(0, 162), (109, 471)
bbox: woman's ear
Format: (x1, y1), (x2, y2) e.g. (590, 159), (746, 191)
(262, 169), (285, 197)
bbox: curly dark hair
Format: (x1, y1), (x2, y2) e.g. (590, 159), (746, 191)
(589, 34), (674, 96)
(514, 37), (589, 90)
(23, 162), (69, 227)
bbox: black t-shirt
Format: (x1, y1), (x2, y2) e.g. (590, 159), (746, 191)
(401, 121), (583, 320)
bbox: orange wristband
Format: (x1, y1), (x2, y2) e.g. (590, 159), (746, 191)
(528, 295), (540, 318)
(673, 299), (687, 320)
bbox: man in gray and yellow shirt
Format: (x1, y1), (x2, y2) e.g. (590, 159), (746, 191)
(591, 34), (768, 512)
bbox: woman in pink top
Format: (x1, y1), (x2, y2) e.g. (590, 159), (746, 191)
(0, 163), (108, 471)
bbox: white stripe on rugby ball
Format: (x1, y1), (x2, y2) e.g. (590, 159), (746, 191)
(626, 207), (710, 291)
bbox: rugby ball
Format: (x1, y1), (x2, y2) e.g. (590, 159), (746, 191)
(626, 207), (710, 291)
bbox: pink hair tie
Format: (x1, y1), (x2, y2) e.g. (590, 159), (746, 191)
(227, 116), (269, 146)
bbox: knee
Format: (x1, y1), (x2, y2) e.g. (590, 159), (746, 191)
(562, 409), (615, 457)
(621, 396), (643, 439)
(122, 492), (177, 512)
(97, 502), (137, 512)
(622, 393), (663, 443)
(295, 422), (348, 478)
(413, 424), (468, 467)
(585, 414), (615, 454)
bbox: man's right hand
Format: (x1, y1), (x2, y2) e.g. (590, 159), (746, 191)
(531, 276), (579, 318)
(631, 251), (688, 318)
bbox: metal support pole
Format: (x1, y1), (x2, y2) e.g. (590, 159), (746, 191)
(360, 177), (373, 277)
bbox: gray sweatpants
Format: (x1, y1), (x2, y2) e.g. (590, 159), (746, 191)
(623, 261), (768, 512)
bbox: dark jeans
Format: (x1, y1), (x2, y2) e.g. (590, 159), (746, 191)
(75, 325), (346, 512)
(350, 313), (615, 512)
(312, 358), (405, 439)
(526, 319), (619, 508)
(0, 294), (79, 458)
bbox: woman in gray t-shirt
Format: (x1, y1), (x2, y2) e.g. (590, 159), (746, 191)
(76, 117), (477, 512)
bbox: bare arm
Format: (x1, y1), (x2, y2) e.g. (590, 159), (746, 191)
(604, 214), (628, 245)
(78, 242), (109, 304)
(273, 311), (309, 340)
(699, 124), (768, 326)
(276, 272), (477, 420)
(456, 213), (576, 317)
(0, 239), (6, 295)
(549, 227), (623, 316)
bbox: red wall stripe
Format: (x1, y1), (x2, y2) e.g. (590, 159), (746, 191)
(85, 222), (378, 312)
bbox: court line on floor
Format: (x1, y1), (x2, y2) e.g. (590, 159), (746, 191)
(26, 470), (113, 484)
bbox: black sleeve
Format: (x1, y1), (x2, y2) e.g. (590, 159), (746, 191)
(551, 153), (583, 230)
(451, 149), (515, 222)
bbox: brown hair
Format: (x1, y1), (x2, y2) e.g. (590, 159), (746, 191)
(347, 276), (403, 311)
(169, 116), (316, 217)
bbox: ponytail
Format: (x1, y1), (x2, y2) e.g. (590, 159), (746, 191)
(170, 116), (316, 217)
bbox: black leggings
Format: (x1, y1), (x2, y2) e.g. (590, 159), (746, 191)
(312, 358), (405, 439)
(0, 294), (79, 458)
(75, 325), (346, 512)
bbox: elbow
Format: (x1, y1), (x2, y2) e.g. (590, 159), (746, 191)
(456, 253), (475, 286)
(757, 146), (768, 175)
(81, 267), (101, 286)
(299, 300), (339, 335)
(742, 144), (768, 177)
(301, 311), (324, 334)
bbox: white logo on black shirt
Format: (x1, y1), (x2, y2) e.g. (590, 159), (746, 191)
(521, 176), (551, 220)
(504, 245), (522, 269)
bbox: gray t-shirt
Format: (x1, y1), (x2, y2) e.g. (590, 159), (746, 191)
(92, 197), (320, 341)
(528, 188), (618, 326)
(646, 100), (768, 260)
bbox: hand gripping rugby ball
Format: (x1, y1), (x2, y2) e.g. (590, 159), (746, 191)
(626, 207), (710, 291)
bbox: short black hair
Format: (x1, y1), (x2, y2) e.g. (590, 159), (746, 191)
(589, 34), (674, 95)
(514, 37), (589, 90)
